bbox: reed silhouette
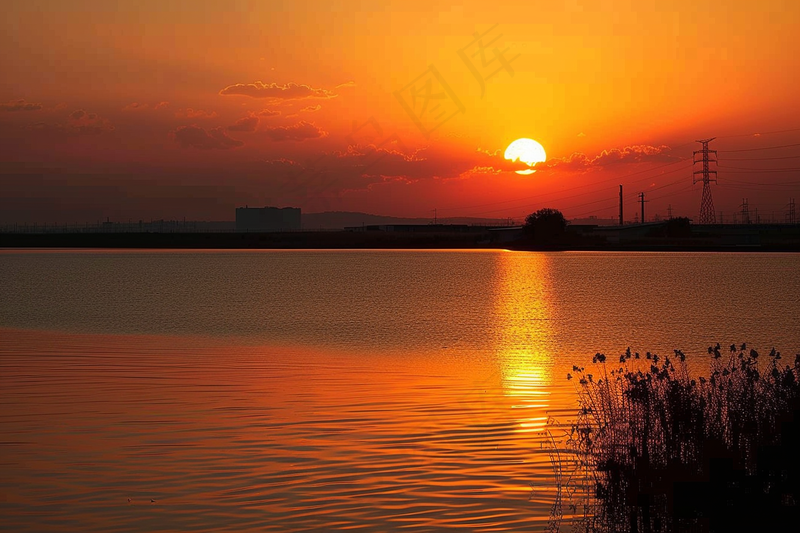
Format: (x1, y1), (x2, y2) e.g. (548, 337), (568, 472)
(551, 344), (800, 533)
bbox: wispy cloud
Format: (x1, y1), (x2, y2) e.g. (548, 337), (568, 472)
(219, 82), (336, 100)
(67, 110), (113, 134)
(174, 108), (218, 119)
(123, 101), (170, 112)
(539, 145), (679, 172)
(29, 109), (114, 135)
(260, 121), (327, 142)
(122, 102), (149, 111)
(172, 125), (244, 150)
(1, 99), (43, 112)
(259, 144), (530, 197)
(227, 114), (259, 133)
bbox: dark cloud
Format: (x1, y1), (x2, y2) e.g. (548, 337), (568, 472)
(174, 108), (218, 119)
(1, 99), (43, 112)
(172, 125), (244, 150)
(258, 156), (370, 204)
(25, 109), (114, 136)
(258, 109), (280, 117)
(336, 145), (529, 181)
(227, 115), (259, 132)
(261, 121), (327, 142)
(539, 145), (679, 172)
(258, 144), (531, 201)
(59, 109), (114, 134)
(69, 110), (114, 135)
(219, 82), (336, 100)
(122, 101), (169, 111)
(122, 102), (149, 111)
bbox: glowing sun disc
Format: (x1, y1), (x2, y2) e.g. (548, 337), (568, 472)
(504, 138), (546, 175)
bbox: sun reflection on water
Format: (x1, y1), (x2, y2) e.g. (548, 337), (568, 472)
(493, 252), (555, 432)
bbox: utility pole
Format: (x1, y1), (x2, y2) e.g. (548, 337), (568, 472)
(667, 204), (673, 220)
(638, 192), (647, 224)
(619, 185), (624, 226)
(789, 198), (796, 224)
(693, 138), (718, 224)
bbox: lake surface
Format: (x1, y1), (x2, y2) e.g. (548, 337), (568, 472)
(1, 250), (799, 531)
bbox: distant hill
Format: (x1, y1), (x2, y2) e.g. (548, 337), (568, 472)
(301, 211), (513, 230)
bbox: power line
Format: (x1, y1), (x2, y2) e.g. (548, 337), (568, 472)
(442, 133), (798, 220)
(578, 186), (694, 220)
(455, 163), (693, 218)
(718, 142), (800, 153)
(463, 174), (690, 219)
(721, 154), (800, 161)
(468, 192), (620, 218)
(644, 176), (689, 194)
(721, 177), (800, 186)
(717, 164), (800, 171)
(504, 174), (692, 221)
(551, 184), (696, 221)
(716, 127), (800, 139)
(719, 183), (800, 192)
(436, 158), (691, 215)
(649, 184), (696, 203)
(570, 202), (620, 219)
(716, 168), (800, 173)
(438, 134), (797, 216)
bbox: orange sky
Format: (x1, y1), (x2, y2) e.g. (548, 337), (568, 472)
(1, 0), (799, 224)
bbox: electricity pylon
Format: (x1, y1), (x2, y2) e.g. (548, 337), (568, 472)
(693, 138), (718, 224)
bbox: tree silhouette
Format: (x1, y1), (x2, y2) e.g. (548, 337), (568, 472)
(664, 216), (691, 238)
(524, 208), (567, 244)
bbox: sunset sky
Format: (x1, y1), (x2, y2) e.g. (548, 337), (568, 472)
(2, 0), (799, 224)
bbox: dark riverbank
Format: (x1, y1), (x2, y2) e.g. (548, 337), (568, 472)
(2, 230), (800, 251)
(0, 231), (485, 249)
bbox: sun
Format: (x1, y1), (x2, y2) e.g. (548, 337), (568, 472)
(504, 138), (547, 175)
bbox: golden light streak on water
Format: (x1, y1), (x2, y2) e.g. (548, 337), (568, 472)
(493, 252), (555, 433)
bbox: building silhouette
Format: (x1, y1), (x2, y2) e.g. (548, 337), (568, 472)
(235, 206), (301, 232)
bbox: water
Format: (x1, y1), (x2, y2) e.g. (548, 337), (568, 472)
(1, 250), (799, 531)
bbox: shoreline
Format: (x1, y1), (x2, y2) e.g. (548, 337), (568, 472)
(1, 231), (800, 251)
